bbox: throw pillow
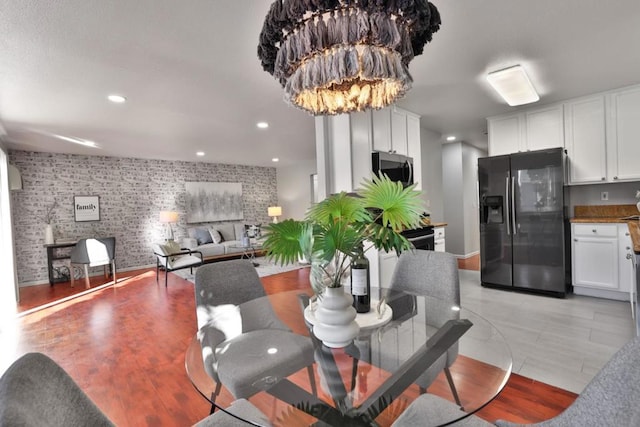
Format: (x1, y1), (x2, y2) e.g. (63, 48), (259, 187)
(163, 240), (181, 254)
(209, 228), (223, 244)
(245, 224), (262, 238)
(194, 227), (213, 245)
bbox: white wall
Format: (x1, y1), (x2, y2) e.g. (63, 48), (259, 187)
(443, 143), (464, 256)
(462, 144), (485, 255)
(277, 159), (316, 220)
(442, 142), (487, 257)
(568, 181), (640, 215)
(0, 140), (19, 322)
(420, 127), (444, 221)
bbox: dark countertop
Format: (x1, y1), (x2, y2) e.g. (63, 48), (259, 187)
(569, 205), (640, 253)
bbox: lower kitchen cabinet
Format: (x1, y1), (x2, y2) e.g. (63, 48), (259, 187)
(572, 223), (634, 303)
(434, 226), (446, 252)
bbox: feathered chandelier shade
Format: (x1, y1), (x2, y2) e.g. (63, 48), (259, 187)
(258, 0), (441, 116)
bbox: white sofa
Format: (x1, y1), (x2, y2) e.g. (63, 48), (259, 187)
(181, 223), (263, 259)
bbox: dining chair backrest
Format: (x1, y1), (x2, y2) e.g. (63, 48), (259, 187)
(389, 249), (460, 306)
(70, 237), (116, 267)
(194, 259), (266, 308)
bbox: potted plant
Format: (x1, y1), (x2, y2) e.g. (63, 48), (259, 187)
(262, 174), (424, 346)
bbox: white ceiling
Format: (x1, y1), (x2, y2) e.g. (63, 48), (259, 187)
(1, 0), (639, 168)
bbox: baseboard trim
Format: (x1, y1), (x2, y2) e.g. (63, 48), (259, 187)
(452, 250), (480, 260)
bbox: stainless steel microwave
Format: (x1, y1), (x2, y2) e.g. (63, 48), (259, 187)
(372, 151), (414, 187)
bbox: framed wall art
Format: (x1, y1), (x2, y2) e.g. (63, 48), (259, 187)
(185, 182), (243, 223)
(74, 195), (100, 222)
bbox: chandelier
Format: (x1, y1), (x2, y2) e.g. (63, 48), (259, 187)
(258, 0), (441, 116)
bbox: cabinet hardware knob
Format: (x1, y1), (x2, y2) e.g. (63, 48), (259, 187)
(614, 176), (618, 180)
(574, 238), (578, 242)
(626, 232), (630, 236)
(592, 229), (597, 233)
(601, 177), (605, 180)
(627, 247), (631, 250)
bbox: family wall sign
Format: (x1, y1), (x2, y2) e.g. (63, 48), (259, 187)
(74, 195), (100, 222)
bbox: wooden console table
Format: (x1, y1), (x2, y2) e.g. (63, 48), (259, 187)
(44, 241), (76, 285)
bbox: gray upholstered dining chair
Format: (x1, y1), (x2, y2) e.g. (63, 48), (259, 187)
(384, 249), (463, 407)
(194, 259), (316, 405)
(70, 237), (116, 289)
(392, 335), (640, 427)
(0, 352), (271, 426)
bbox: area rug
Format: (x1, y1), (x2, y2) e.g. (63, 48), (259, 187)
(173, 256), (306, 283)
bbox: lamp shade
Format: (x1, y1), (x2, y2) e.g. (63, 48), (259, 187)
(268, 206), (282, 217)
(159, 211), (179, 224)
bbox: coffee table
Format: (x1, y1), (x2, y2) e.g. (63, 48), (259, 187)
(230, 244), (259, 267)
(185, 289), (512, 426)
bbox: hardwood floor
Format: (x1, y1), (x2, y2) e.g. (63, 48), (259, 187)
(458, 253), (480, 271)
(6, 264), (575, 426)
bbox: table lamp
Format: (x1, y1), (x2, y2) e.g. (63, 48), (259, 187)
(159, 211), (179, 241)
(268, 206), (282, 223)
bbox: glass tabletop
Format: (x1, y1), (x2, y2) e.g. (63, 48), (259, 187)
(185, 289), (512, 426)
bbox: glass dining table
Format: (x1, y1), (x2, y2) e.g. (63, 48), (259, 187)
(185, 288), (512, 426)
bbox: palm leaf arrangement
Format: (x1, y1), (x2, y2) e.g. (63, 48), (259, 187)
(262, 174), (425, 296)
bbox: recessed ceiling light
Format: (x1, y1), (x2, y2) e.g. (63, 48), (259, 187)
(196, 151), (205, 157)
(107, 94), (127, 103)
(486, 65), (539, 106)
(446, 136), (456, 141)
(272, 158), (279, 162)
(257, 122), (269, 129)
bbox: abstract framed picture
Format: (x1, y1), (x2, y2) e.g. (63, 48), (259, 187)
(74, 195), (100, 222)
(185, 182), (243, 223)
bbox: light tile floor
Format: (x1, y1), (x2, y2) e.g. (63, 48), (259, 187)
(459, 269), (636, 394)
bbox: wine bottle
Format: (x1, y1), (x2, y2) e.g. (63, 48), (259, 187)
(351, 243), (370, 313)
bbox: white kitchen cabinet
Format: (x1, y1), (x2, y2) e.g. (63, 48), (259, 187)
(488, 113), (523, 156)
(572, 224), (619, 291)
(372, 106), (411, 156)
(525, 104), (565, 151)
(488, 104), (564, 156)
(564, 95), (608, 184)
(607, 85), (640, 182)
(379, 251), (399, 289)
(406, 114), (422, 190)
(619, 226), (635, 315)
(434, 226), (445, 252)
(572, 223), (635, 303)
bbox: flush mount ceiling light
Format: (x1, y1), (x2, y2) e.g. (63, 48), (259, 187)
(272, 157), (280, 162)
(446, 135), (456, 141)
(107, 94), (127, 103)
(257, 121), (269, 129)
(258, 0), (441, 116)
(486, 65), (539, 107)
(196, 151), (205, 157)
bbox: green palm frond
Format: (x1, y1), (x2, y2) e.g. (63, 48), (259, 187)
(307, 192), (371, 225)
(262, 219), (308, 265)
(359, 174), (425, 231)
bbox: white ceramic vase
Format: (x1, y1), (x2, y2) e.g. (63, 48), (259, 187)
(45, 224), (54, 244)
(313, 286), (360, 348)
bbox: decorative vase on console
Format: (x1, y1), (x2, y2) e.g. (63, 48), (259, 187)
(45, 224), (54, 245)
(44, 199), (57, 245)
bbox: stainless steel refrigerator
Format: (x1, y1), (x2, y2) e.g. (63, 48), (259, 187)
(478, 148), (570, 297)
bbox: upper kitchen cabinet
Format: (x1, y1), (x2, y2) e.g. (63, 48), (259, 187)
(564, 95), (607, 184)
(487, 104), (564, 156)
(487, 113), (523, 156)
(565, 84), (640, 185)
(372, 106), (419, 156)
(607, 85), (640, 182)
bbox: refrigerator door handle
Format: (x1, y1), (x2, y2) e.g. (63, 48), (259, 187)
(511, 176), (517, 234)
(505, 176), (511, 235)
